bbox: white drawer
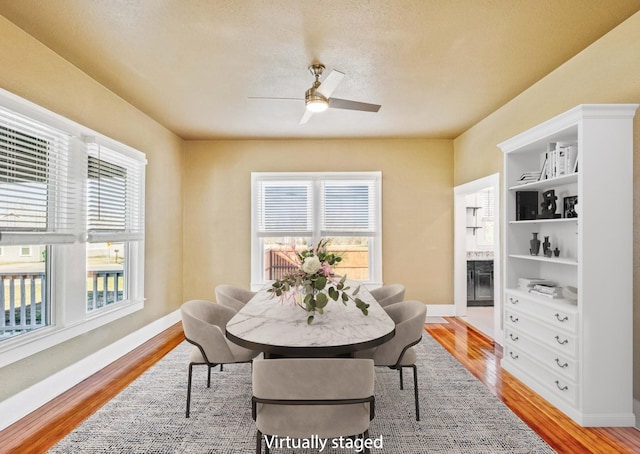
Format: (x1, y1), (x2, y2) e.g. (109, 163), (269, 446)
(505, 308), (578, 357)
(505, 290), (578, 334)
(504, 327), (578, 382)
(503, 344), (578, 407)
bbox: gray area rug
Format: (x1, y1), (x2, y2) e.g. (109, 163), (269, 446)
(49, 333), (555, 453)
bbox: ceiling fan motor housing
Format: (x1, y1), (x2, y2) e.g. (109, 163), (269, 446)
(305, 86), (329, 112)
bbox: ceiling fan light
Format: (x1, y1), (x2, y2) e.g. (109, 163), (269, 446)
(306, 97), (329, 112)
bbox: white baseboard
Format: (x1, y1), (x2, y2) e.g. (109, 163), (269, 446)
(426, 304), (456, 317)
(0, 309), (182, 431)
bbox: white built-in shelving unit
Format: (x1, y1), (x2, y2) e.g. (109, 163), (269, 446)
(499, 104), (638, 427)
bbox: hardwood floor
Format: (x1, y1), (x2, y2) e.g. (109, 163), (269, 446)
(1, 318), (639, 453)
(426, 317), (640, 454)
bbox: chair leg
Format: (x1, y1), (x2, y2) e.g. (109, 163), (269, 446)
(220, 364), (224, 371)
(398, 367), (404, 390)
(186, 363), (194, 418)
(207, 364), (212, 388)
(412, 364), (420, 421)
(256, 430), (262, 454)
(363, 430), (371, 454)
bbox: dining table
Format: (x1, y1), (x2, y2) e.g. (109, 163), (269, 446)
(225, 282), (396, 357)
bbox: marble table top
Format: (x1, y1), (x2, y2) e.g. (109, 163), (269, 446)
(225, 282), (395, 357)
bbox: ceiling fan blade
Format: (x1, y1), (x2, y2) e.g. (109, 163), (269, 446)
(248, 97), (303, 101)
(329, 98), (381, 112)
(316, 69), (344, 98)
(299, 109), (313, 125)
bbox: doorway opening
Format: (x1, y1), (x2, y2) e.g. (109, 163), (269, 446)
(453, 173), (502, 344)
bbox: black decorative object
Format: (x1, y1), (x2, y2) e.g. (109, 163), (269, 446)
(530, 232), (541, 256)
(554, 247), (560, 257)
(516, 191), (538, 220)
(563, 195), (578, 218)
(539, 189), (561, 219)
(543, 236), (552, 257)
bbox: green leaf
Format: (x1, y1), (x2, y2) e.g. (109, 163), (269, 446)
(307, 315), (314, 325)
(352, 285), (360, 295)
(316, 292), (328, 308)
(314, 276), (327, 290)
(328, 287), (339, 301)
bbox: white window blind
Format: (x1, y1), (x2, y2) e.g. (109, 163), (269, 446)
(0, 105), (76, 245)
(481, 187), (494, 219)
(321, 180), (376, 235)
(86, 142), (145, 242)
(257, 180), (313, 236)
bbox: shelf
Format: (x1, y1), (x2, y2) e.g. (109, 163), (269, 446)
(509, 218), (577, 225)
(509, 172), (577, 191)
(508, 254), (578, 266)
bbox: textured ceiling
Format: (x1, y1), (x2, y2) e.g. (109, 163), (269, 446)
(1, 0), (639, 140)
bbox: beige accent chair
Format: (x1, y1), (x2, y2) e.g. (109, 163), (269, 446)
(252, 358), (375, 454)
(368, 284), (406, 307)
(355, 300), (426, 420)
(180, 299), (259, 418)
(215, 284), (256, 312)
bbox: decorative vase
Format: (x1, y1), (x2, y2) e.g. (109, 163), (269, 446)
(529, 232), (541, 256)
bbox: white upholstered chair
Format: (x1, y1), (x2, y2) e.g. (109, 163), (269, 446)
(368, 284), (406, 307)
(180, 299), (260, 418)
(252, 358), (376, 454)
(355, 300), (426, 420)
(215, 284), (256, 312)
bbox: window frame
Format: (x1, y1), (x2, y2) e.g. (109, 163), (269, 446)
(250, 171), (382, 291)
(0, 87), (146, 368)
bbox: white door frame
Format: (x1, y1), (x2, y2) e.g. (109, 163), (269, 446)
(453, 173), (503, 345)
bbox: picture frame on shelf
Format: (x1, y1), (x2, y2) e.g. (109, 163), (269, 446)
(563, 195), (578, 218)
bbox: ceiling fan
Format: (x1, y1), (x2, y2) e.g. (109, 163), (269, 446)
(250, 64), (381, 124)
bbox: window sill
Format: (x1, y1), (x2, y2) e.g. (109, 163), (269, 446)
(0, 299), (144, 368)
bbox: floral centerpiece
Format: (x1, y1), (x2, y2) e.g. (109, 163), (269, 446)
(267, 239), (370, 324)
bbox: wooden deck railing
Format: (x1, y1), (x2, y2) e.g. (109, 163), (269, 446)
(0, 271), (46, 336)
(1, 270), (124, 337)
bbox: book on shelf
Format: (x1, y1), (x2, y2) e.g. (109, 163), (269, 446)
(531, 284), (562, 295)
(517, 278), (557, 292)
(529, 289), (564, 298)
(540, 142), (577, 180)
(514, 171), (541, 185)
(518, 277), (556, 286)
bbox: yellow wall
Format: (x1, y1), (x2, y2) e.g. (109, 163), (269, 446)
(454, 11), (640, 401)
(183, 139), (453, 305)
(0, 17), (184, 399)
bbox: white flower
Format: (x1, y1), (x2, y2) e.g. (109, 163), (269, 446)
(301, 255), (322, 274)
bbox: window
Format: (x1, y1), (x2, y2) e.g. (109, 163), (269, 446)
(85, 142), (144, 313)
(251, 172), (381, 290)
(477, 187), (494, 248)
(0, 87), (146, 366)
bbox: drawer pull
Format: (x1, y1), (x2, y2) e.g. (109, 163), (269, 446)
(509, 351), (519, 360)
(554, 336), (569, 345)
(555, 313), (569, 322)
(509, 315), (519, 323)
(509, 333), (519, 341)
(555, 358), (568, 368)
(554, 380), (569, 391)
(509, 297), (518, 305)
